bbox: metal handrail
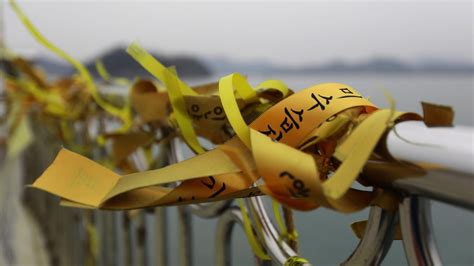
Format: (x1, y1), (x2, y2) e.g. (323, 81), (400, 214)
(399, 196), (443, 266)
(11, 103), (473, 266)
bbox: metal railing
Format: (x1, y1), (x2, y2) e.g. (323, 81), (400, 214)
(14, 107), (474, 266)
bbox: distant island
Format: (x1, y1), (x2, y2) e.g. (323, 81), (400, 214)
(32, 46), (211, 79)
(203, 57), (474, 75)
(29, 46), (474, 78)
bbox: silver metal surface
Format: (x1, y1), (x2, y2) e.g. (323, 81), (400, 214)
(114, 212), (125, 266)
(364, 166), (474, 211)
(215, 207), (244, 266)
(169, 138), (193, 266)
(152, 138), (170, 266)
(342, 206), (397, 266)
(392, 169), (474, 211)
(189, 201), (234, 218)
(95, 211), (104, 266)
(154, 207), (168, 266)
(399, 196), (442, 266)
(144, 210), (156, 266)
(129, 213), (139, 266)
(104, 212), (116, 266)
(178, 206), (193, 266)
(246, 197), (302, 265)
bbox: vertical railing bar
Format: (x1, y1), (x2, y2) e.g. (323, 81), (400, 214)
(94, 210), (104, 266)
(177, 206), (193, 266)
(341, 206), (397, 265)
(168, 137), (193, 266)
(130, 150), (150, 266)
(153, 140), (170, 266)
(104, 211), (116, 266)
(83, 210), (94, 266)
(399, 196), (443, 266)
(155, 206), (168, 266)
(123, 213), (131, 266)
(129, 212), (138, 266)
(144, 209), (156, 266)
(114, 211), (125, 266)
(136, 211), (146, 266)
(74, 121), (87, 266)
(76, 211), (85, 266)
(215, 207), (242, 266)
(247, 197), (296, 264)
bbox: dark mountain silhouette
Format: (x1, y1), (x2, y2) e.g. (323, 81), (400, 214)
(84, 46), (211, 79)
(28, 48), (473, 78)
(30, 46), (211, 79)
(32, 57), (73, 76)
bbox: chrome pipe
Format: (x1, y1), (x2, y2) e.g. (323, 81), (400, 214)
(399, 196), (442, 266)
(365, 168), (474, 211)
(392, 169), (474, 211)
(246, 197), (303, 265)
(342, 206), (396, 265)
(215, 207), (244, 266)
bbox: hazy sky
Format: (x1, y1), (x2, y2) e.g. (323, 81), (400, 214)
(3, 0), (473, 66)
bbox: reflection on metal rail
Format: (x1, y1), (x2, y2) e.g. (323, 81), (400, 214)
(399, 197), (443, 266)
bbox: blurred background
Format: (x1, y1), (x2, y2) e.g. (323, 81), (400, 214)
(1, 0), (473, 265)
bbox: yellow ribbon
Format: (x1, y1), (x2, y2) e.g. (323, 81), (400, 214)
(126, 42), (205, 154)
(238, 199), (271, 260)
(10, 0), (131, 126)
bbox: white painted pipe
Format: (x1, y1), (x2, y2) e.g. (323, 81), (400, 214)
(387, 121), (474, 175)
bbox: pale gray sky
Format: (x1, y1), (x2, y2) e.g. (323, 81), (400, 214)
(3, 0), (473, 66)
